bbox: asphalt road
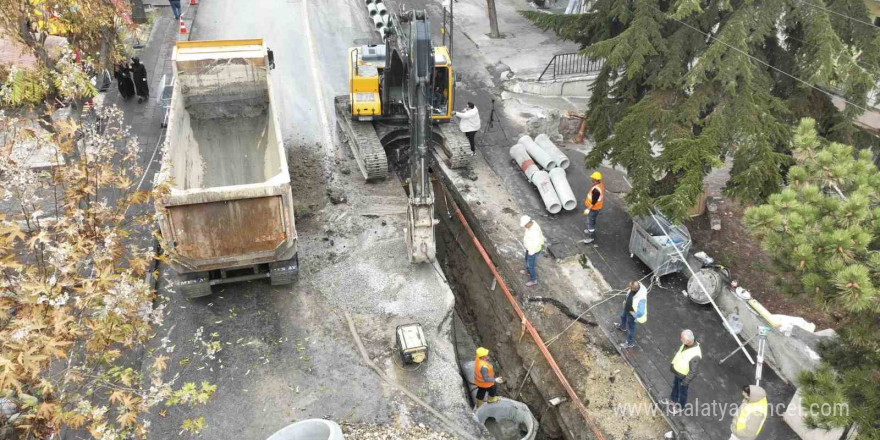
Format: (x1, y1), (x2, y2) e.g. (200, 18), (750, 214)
(144, 2), (485, 439)
(191, 0), (377, 147)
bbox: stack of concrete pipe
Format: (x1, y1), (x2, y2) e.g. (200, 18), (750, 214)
(365, 0), (391, 34)
(535, 133), (570, 169)
(510, 135), (577, 213)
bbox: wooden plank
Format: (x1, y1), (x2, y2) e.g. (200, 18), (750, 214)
(169, 196), (285, 260)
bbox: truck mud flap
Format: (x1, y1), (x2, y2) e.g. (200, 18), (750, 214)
(178, 271), (212, 299)
(269, 254), (299, 286)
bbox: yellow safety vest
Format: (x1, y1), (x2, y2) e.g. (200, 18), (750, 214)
(635, 298), (647, 324)
(736, 397), (768, 436)
(671, 344), (702, 376)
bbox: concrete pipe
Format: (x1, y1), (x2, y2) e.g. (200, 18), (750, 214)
(375, 2), (388, 16)
(364, 0), (374, 4)
(381, 13), (390, 26)
(510, 142), (539, 182)
(531, 170), (562, 214)
(372, 14), (385, 29)
(518, 135), (557, 170)
(534, 133), (570, 170)
(367, 2), (379, 16)
(548, 168), (577, 211)
(266, 419), (344, 440)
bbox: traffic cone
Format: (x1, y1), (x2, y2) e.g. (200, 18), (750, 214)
(179, 19), (187, 35)
(189, 0), (197, 5)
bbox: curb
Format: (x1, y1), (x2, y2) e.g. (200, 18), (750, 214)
(187, 2), (200, 39)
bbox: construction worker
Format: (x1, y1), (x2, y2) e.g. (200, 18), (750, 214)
(730, 385), (768, 440)
(473, 347), (504, 408)
(519, 215), (545, 287)
(618, 280), (648, 349)
(660, 329), (702, 415)
(582, 171), (604, 244)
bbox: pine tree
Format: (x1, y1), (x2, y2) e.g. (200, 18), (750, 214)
(523, 0), (880, 221)
(745, 118), (880, 436)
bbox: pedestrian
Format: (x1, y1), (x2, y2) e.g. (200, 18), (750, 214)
(582, 171), (604, 244)
(660, 329), (702, 415)
(130, 57), (149, 103)
(519, 215), (545, 287)
(454, 102), (480, 155)
(169, 0), (182, 20)
(730, 385), (768, 440)
(113, 61), (135, 100)
(473, 347), (503, 408)
(618, 280), (648, 349)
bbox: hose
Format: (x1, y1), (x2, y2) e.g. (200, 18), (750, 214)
(527, 297), (598, 326)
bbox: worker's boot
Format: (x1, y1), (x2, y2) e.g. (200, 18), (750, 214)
(475, 399), (485, 409)
(487, 396), (500, 404)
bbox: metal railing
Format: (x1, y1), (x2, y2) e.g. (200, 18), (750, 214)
(537, 52), (602, 81)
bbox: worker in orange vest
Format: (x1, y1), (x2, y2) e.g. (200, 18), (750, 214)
(583, 171), (605, 244)
(473, 347), (504, 408)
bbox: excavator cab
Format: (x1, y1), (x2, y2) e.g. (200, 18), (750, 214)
(430, 47), (453, 121)
(347, 43), (454, 122)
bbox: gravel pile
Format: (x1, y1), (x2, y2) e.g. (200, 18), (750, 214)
(340, 423), (456, 439)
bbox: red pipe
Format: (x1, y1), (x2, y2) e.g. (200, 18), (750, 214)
(450, 201), (607, 440)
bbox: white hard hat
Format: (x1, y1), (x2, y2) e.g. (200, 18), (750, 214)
(520, 215), (531, 227)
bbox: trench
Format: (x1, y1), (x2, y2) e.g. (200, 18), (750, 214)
(430, 176), (569, 440)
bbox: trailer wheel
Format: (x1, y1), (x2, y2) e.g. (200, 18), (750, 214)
(269, 254), (299, 286)
(178, 272), (212, 298)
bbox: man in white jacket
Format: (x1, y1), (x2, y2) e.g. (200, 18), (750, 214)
(454, 102), (481, 154)
(519, 215), (545, 287)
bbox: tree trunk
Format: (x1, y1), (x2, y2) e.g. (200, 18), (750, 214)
(486, 0), (500, 38)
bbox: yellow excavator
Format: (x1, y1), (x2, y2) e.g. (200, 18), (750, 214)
(335, 7), (471, 263)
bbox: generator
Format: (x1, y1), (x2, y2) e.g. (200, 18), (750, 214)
(395, 323), (428, 365)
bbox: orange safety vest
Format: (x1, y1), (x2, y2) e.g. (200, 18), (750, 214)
(585, 183), (605, 210)
(474, 357), (495, 389)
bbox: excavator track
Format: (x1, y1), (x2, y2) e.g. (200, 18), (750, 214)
(436, 123), (472, 169)
(334, 96), (388, 181)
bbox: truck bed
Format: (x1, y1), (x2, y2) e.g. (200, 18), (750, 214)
(158, 39), (297, 277)
(187, 112), (272, 188)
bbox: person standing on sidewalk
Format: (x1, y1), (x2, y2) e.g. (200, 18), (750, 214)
(454, 102), (480, 155)
(730, 385), (768, 440)
(113, 61), (135, 100)
(473, 347), (503, 408)
(618, 280), (647, 349)
(519, 215), (545, 287)
(131, 57), (149, 103)
(169, 0), (182, 20)
(660, 329), (702, 415)
(582, 171), (604, 244)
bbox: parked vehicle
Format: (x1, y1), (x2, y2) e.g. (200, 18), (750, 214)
(156, 39), (298, 298)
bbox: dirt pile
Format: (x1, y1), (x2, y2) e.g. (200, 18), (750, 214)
(340, 422), (456, 439)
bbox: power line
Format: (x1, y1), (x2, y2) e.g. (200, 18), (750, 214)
(797, 0), (880, 31)
(648, 4), (872, 115)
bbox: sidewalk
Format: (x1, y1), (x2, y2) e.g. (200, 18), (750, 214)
(98, 2), (197, 208)
(417, 0), (801, 438)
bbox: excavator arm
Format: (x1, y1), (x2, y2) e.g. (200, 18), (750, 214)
(390, 10), (438, 263)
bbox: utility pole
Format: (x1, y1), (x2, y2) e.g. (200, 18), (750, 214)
(487, 0), (500, 38)
(442, 0), (454, 59)
(449, 0), (454, 60)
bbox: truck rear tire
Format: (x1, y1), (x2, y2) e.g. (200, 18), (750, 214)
(269, 254), (299, 286)
(178, 272), (212, 298)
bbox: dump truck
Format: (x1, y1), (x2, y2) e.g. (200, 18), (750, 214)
(156, 39), (298, 298)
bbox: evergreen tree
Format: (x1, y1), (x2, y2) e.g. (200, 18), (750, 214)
(523, 0), (880, 221)
(745, 118), (879, 436)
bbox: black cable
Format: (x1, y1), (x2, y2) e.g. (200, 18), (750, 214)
(527, 296), (599, 326)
